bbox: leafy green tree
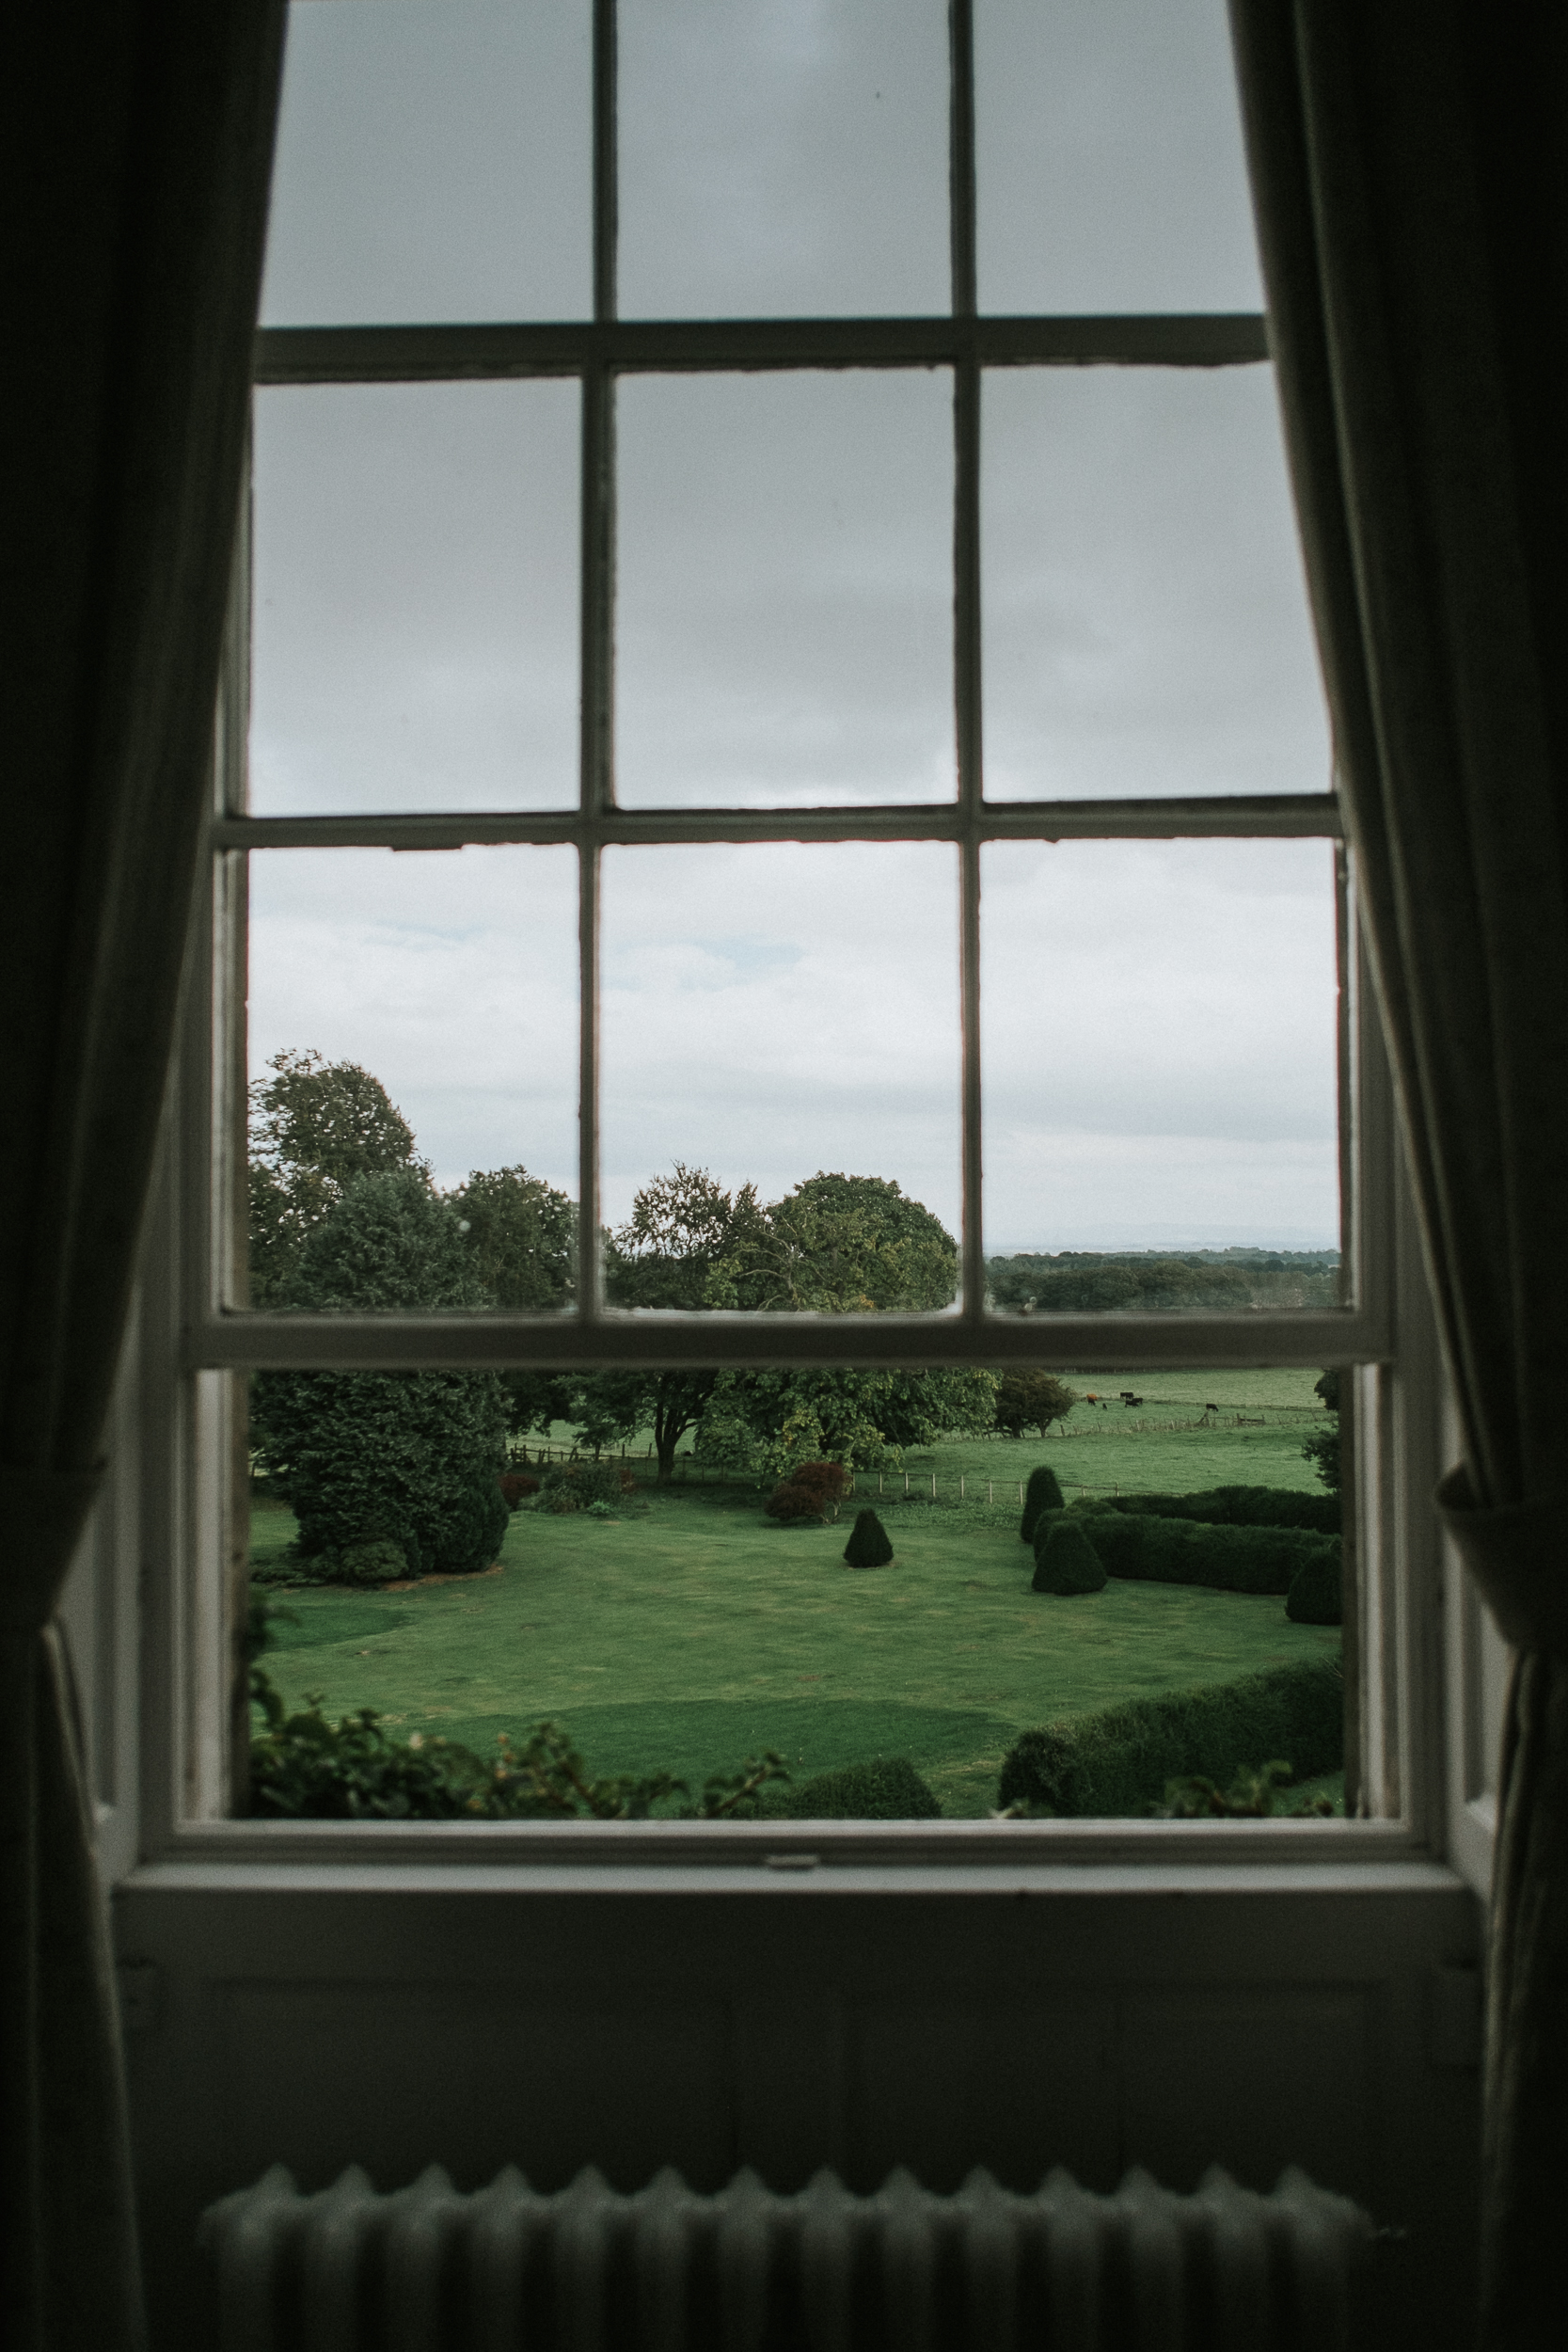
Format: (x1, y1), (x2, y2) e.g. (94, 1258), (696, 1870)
(700, 1363), (998, 1478)
(751, 1172), (958, 1311)
(449, 1164), (575, 1309)
(250, 1170), (508, 1581)
(573, 1165), (756, 1482)
(1302, 1368), (1342, 1492)
(993, 1370), (1078, 1438)
(247, 1048), (420, 1303)
(448, 1163), (578, 1443)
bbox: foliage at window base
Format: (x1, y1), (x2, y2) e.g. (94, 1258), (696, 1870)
(996, 1656), (1343, 1819)
(1085, 1484), (1340, 1535)
(1069, 1507), (1340, 1597)
(1031, 1518), (1107, 1595)
(1156, 1760), (1337, 1819)
(246, 1668), (787, 1820)
(768, 1756), (941, 1820)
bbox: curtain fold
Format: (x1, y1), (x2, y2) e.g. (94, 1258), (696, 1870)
(1228, 5), (1568, 2344)
(0, 9), (285, 2346)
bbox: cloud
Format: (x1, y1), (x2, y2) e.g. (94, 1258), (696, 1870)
(245, 1), (1336, 1248)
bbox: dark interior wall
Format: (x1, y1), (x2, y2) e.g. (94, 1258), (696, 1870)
(117, 1871), (1481, 2348)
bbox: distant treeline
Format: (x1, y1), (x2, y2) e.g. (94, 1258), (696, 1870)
(987, 1249), (1340, 1314)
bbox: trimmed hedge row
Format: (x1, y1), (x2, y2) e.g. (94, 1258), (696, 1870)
(1086, 1485), (1340, 1535)
(772, 1756), (941, 1820)
(997, 1655), (1343, 1818)
(1073, 1509), (1338, 1596)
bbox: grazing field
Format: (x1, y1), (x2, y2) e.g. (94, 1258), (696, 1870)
(253, 1387), (1343, 1818)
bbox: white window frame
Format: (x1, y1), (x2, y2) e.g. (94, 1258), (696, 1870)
(97, 0), (1494, 1892)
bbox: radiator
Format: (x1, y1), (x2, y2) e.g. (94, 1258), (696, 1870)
(200, 2159), (1371, 2352)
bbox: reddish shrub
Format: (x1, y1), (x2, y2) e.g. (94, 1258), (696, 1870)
(789, 1461), (851, 1505)
(499, 1472), (540, 1510)
(766, 1482), (823, 1523)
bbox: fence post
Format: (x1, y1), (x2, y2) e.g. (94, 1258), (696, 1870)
(988, 1481), (993, 1503)
(931, 1473), (937, 1500)
(959, 1475), (965, 1498)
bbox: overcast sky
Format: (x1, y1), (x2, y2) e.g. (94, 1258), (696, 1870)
(247, 2), (1338, 1252)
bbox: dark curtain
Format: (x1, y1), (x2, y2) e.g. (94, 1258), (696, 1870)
(1228, 5), (1568, 2344)
(0, 8), (285, 2346)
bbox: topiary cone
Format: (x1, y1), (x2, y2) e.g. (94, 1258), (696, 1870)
(1032, 1518), (1107, 1595)
(843, 1508), (894, 1568)
(1020, 1464), (1066, 1543)
(1285, 1550), (1342, 1624)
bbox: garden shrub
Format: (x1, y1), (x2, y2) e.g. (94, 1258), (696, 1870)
(766, 1483), (818, 1522)
(843, 1507), (895, 1567)
(1156, 1760), (1337, 1818)
(334, 1538), (412, 1587)
(768, 1461), (850, 1523)
(250, 1170), (511, 1584)
(997, 1655), (1343, 1818)
(773, 1756), (941, 1820)
(1019, 1464), (1067, 1544)
(499, 1470), (540, 1509)
(1031, 1518), (1107, 1595)
(251, 1365), (510, 1583)
(538, 1459), (636, 1514)
(1071, 1510), (1339, 1597)
(1082, 1485), (1340, 1534)
(247, 1669), (788, 1820)
(1286, 1549), (1343, 1625)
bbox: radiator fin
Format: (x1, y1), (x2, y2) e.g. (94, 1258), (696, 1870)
(201, 2158), (1371, 2351)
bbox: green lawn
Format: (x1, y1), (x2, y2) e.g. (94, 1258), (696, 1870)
(255, 1408), (1343, 1817)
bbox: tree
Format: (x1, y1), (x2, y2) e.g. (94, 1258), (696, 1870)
(574, 1165), (754, 1482)
(698, 1363), (999, 1479)
(1302, 1367), (1342, 1494)
(752, 1172), (958, 1311)
(448, 1164), (578, 1441)
(993, 1370), (1078, 1438)
(449, 1164), (575, 1310)
(683, 1176), (990, 1475)
(247, 1048), (421, 1303)
(250, 1169), (508, 1581)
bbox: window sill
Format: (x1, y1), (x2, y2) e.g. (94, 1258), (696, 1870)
(120, 1813), (1455, 1895)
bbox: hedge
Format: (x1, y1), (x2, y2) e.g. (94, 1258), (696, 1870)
(772, 1756), (942, 1820)
(1085, 1485), (1340, 1534)
(1019, 1465), (1066, 1545)
(843, 1508), (895, 1567)
(1031, 1518), (1107, 1595)
(1287, 1549), (1343, 1625)
(1072, 1510), (1339, 1596)
(997, 1655), (1343, 1818)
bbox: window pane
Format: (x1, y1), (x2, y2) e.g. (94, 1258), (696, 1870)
(600, 843), (960, 1305)
(244, 847), (578, 1310)
(251, 383), (579, 816)
(618, 0), (949, 318)
(261, 0), (592, 326)
(981, 369), (1329, 802)
(975, 0), (1263, 313)
(981, 839), (1339, 1287)
(615, 373), (954, 808)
